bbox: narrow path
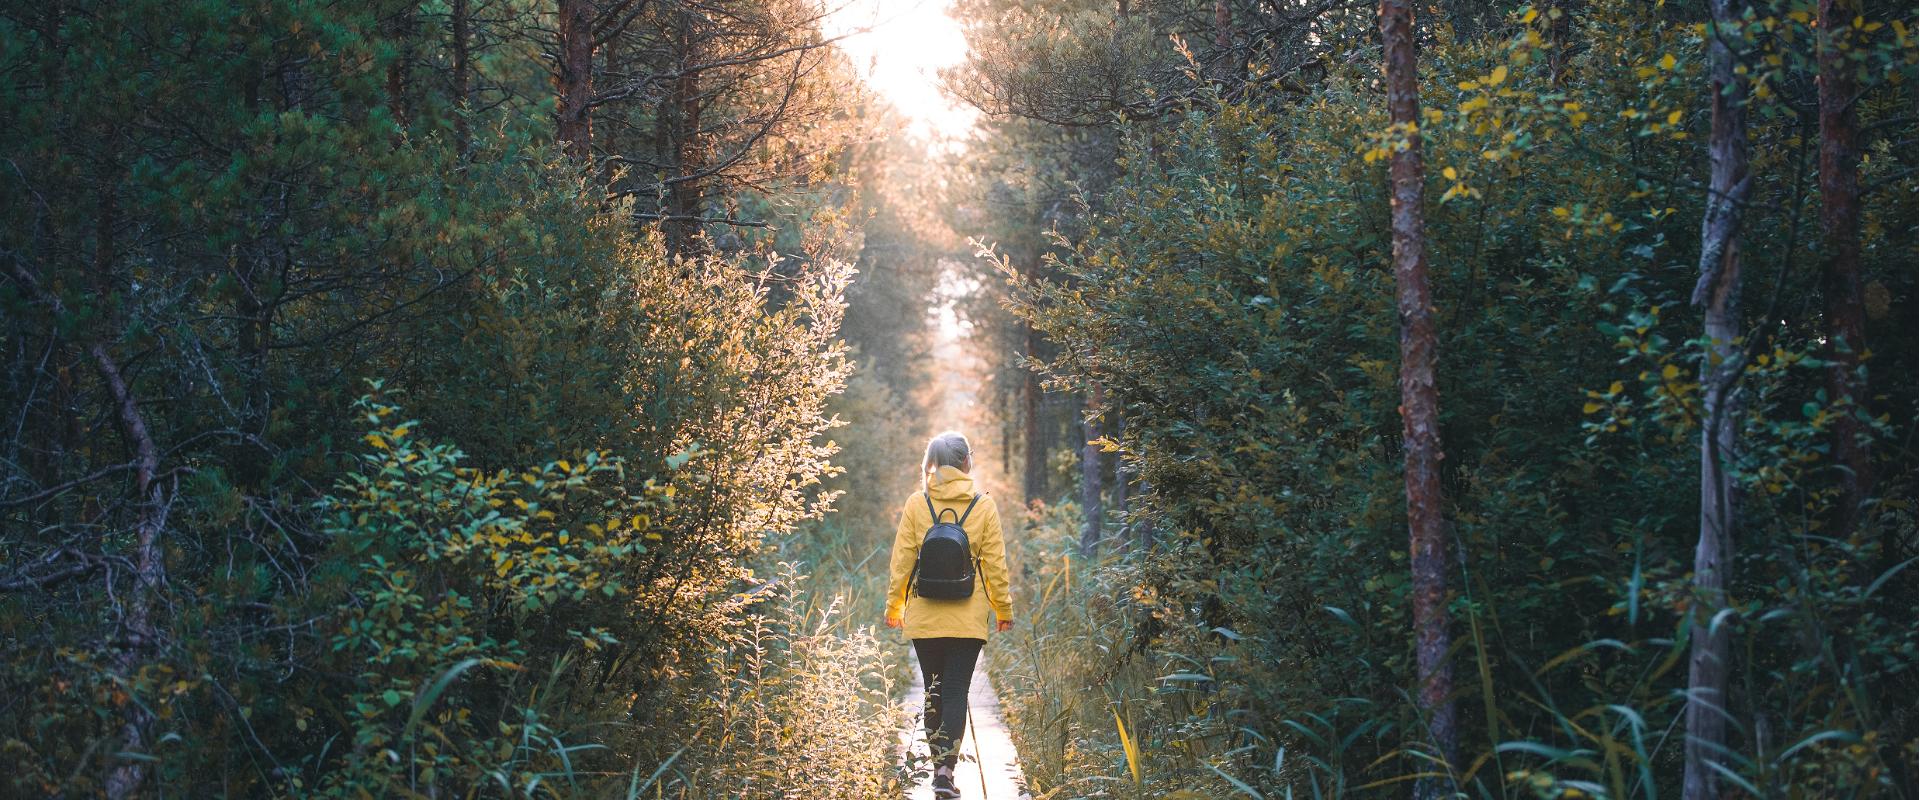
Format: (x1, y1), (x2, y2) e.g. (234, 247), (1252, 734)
(900, 652), (1031, 800)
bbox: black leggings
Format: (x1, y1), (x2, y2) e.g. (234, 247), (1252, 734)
(913, 637), (984, 768)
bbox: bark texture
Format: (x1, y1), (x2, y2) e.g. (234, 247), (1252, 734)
(1684, 2), (1750, 798)
(1023, 322), (1046, 505)
(661, 7), (707, 254)
(99, 338), (168, 800)
(556, 0), (594, 160)
(1079, 386), (1105, 557)
(1817, 0), (1872, 537)
(1379, 0), (1458, 792)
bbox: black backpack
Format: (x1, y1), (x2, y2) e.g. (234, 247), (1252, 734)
(908, 493), (983, 601)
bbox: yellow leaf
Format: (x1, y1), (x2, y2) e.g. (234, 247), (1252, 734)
(365, 434), (388, 450)
(1112, 708), (1142, 785)
(1667, 109), (1683, 125)
(1443, 167), (1459, 180)
(1659, 53), (1676, 70)
(1607, 381), (1624, 395)
(1661, 363), (1681, 380)
(1489, 65), (1508, 85)
(1583, 401), (1605, 414)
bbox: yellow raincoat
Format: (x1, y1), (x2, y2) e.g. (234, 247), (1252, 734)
(886, 466), (1013, 640)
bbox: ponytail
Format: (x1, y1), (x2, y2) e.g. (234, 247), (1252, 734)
(921, 431), (971, 489)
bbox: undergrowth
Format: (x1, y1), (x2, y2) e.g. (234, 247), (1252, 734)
(623, 558), (909, 799)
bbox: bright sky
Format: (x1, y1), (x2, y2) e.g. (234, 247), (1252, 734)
(824, 0), (977, 141)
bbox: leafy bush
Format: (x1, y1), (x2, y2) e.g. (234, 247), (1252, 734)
(985, 2), (1917, 797)
(311, 389), (665, 793)
(305, 393), (904, 798)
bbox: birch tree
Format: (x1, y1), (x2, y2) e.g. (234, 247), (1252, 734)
(1684, 1), (1752, 797)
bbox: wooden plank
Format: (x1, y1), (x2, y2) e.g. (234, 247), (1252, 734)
(900, 651), (1033, 800)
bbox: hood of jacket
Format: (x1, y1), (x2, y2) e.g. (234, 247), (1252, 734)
(926, 465), (977, 502)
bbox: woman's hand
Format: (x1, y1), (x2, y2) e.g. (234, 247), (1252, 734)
(996, 619), (1014, 633)
(885, 615), (902, 629)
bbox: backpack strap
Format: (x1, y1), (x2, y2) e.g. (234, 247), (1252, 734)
(927, 492), (963, 524)
(963, 493), (988, 588)
(956, 492), (985, 525)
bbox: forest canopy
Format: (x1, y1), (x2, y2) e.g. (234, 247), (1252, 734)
(1, 0), (1914, 798)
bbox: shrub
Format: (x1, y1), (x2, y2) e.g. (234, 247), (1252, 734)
(987, 2), (1917, 796)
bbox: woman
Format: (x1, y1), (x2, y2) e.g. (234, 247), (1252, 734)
(886, 431), (1014, 798)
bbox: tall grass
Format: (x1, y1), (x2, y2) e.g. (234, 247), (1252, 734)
(614, 532), (912, 799)
(987, 500), (1275, 799)
(989, 500), (1913, 800)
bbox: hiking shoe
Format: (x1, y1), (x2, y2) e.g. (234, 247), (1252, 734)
(932, 766), (960, 799)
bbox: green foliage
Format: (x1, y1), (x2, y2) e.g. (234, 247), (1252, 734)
(305, 403), (908, 796)
(1, 0), (910, 792)
(980, 1), (1917, 797)
(315, 390), (661, 793)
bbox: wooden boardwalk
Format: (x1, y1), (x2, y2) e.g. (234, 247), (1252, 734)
(900, 653), (1031, 800)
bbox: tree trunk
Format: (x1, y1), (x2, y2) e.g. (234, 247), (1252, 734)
(1817, 0), (1871, 538)
(1210, 0), (1241, 85)
(452, 0), (471, 155)
(1213, 0), (1231, 50)
(1547, 0), (1574, 88)
(99, 338), (167, 800)
(663, 8), (706, 255)
(1379, 0), (1458, 793)
(1022, 322), (1046, 505)
(556, 0), (594, 160)
(1002, 401), (1014, 475)
(7, 258), (168, 800)
(385, 3), (412, 124)
(1684, 2), (1750, 798)
(1079, 386), (1104, 557)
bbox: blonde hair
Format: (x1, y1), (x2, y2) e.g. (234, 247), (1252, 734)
(922, 431), (971, 487)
